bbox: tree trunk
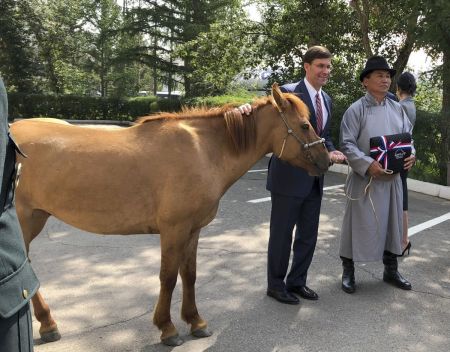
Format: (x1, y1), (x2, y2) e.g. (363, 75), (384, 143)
(100, 48), (106, 97)
(440, 49), (450, 185)
(390, 9), (419, 91)
(350, 0), (373, 57)
(152, 25), (158, 96)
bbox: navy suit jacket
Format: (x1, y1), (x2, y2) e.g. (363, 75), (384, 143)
(266, 80), (335, 198)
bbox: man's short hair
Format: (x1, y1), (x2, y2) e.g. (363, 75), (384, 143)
(303, 46), (332, 64)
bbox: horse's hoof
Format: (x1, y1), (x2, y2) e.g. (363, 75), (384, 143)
(161, 334), (184, 346)
(192, 328), (212, 338)
(40, 329), (62, 343)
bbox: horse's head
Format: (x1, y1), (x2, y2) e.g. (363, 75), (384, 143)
(270, 83), (330, 176)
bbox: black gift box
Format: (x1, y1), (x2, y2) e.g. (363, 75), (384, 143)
(369, 133), (412, 173)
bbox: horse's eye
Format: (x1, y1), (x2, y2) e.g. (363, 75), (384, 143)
(301, 123), (309, 130)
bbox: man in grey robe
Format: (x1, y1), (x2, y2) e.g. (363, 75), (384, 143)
(338, 56), (416, 294)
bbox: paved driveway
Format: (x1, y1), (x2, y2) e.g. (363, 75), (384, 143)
(31, 157), (450, 352)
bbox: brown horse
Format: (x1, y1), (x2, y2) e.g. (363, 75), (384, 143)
(11, 84), (329, 346)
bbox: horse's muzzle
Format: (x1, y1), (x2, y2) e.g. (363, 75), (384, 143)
(308, 159), (330, 176)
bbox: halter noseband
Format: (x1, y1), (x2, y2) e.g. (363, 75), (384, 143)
(275, 104), (325, 159)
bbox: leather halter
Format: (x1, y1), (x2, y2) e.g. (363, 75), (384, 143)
(274, 103), (326, 160)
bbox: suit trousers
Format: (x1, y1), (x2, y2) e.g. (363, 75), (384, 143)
(267, 179), (322, 291)
(0, 303), (34, 352)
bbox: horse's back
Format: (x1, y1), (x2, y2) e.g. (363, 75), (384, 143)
(11, 119), (157, 233)
(21, 117), (71, 125)
(11, 119), (124, 142)
(10, 118), (222, 235)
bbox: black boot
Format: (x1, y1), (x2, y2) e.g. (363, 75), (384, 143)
(341, 256), (355, 294)
(383, 251), (412, 290)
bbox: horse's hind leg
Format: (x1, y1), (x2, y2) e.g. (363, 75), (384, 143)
(179, 229), (210, 338)
(153, 227), (188, 346)
(17, 207), (61, 342)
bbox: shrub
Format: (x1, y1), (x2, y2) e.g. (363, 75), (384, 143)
(8, 93), (182, 121)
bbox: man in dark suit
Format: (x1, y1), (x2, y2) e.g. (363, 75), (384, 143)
(0, 76), (39, 351)
(265, 46), (346, 304)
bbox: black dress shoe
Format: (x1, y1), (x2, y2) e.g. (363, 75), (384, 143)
(266, 289), (300, 305)
(342, 274), (356, 294)
(383, 270), (412, 290)
(287, 286), (319, 300)
(342, 267), (356, 294)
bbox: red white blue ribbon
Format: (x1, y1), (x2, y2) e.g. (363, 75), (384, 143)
(370, 136), (412, 169)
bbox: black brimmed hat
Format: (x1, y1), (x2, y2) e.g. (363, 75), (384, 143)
(359, 56), (396, 81)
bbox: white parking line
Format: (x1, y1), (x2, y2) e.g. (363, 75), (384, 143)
(247, 184), (345, 203)
(409, 212), (450, 236)
(247, 196), (271, 204)
(247, 169), (268, 173)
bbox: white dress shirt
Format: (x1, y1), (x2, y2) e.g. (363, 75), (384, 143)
(304, 78), (328, 128)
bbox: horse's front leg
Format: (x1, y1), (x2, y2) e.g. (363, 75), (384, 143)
(32, 290), (61, 342)
(153, 228), (187, 346)
(17, 206), (56, 342)
(179, 228), (211, 338)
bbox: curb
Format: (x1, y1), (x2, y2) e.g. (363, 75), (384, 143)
(329, 164), (450, 200)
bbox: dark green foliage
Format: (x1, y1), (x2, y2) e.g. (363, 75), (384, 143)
(328, 97), (348, 149)
(124, 96), (157, 116)
(408, 110), (442, 183)
(0, 0), (41, 92)
(261, 0), (362, 96)
(415, 0), (450, 184)
(8, 93), (181, 121)
(184, 91), (259, 108)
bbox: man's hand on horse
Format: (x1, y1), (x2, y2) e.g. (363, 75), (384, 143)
(237, 103), (252, 116)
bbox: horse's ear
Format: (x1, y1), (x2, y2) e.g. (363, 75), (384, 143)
(271, 83), (289, 112)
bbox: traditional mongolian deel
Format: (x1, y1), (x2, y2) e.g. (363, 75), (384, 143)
(339, 93), (413, 262)
(369, 132), (412, 173)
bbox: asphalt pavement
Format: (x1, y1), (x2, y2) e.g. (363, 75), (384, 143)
(30, 157), (450, 352)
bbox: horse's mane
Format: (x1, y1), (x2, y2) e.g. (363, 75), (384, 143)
(135, 93), (308, 154)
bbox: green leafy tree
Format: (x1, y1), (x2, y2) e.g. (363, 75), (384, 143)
(123, 1), (186, 95)
(415, 0), (450, 184)
(82, 0), (123, 97)
(0, 0), (41, 92)
(415, 69), (442, 113)
(24, 0), (94, 94)
(125, 0), (242, 97)
(178, 9), (259, 95)
(258, 0), (362, 103)
(349, 0), (421, 90)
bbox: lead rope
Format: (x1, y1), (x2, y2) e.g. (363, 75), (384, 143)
(344, 164), (394, 235)
(279, 135), (288, 159)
